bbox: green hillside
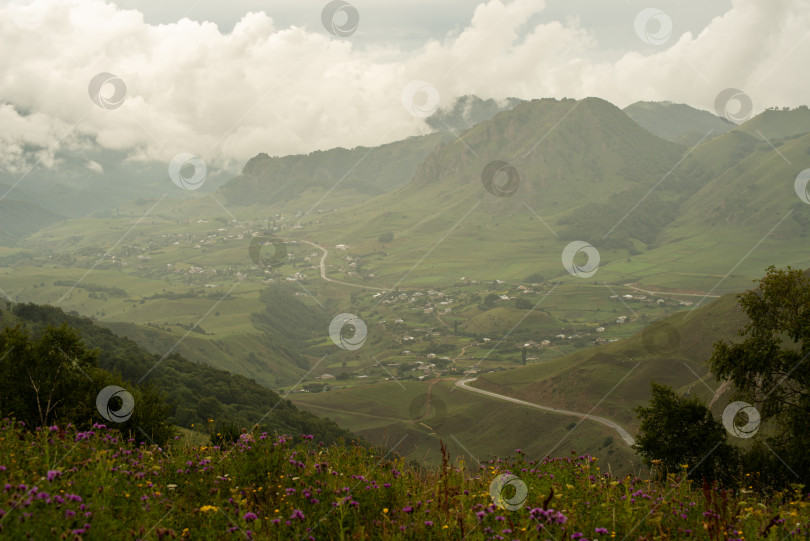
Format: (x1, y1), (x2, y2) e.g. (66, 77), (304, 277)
(623, 100), (735, 145)
(0, 302), (354, 443)
(0, 198), (65, 244)
(736, 105), (810, 139)
(473, 292), (745, 427)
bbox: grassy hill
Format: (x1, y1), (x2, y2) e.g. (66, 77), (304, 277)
(623, 101), (735, 145)
(736, 105), (810, 139)
(0, 302), (354, 442)
(0, 198), (65, 244)
(472, 292), (746, 429)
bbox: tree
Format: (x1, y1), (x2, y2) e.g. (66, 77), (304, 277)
(521, 348), (527, 366)
(634, 382), (735, 484)
(0, 322), (174, 445)
(0, 324), (96, 427)
(709, 265), (810, 488)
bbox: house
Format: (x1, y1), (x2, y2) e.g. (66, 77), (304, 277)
(555, 334), (566, 339)
(319, 374), (335, 380)
(426, 353), (437, 359)
(540, 340), (551, 346)
(623, 294), (634, 299)
(596, 327), (605, 332)
(335, 244), (348, 250)
(482, 337), (491, 342)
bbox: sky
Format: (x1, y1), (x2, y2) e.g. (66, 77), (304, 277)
(0, 0), (807, 174)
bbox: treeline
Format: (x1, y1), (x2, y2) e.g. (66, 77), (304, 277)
(0, 302), (355, 446)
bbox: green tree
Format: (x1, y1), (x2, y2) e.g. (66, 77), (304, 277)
(709, 265), (810, 488)
(0, 324), (96, 427)
(633, 382), (735, 483)
(0, 322), (174, 445)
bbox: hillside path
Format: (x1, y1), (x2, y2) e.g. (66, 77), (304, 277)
(300, 240), (387, 291)
(454, 378), (636, 447)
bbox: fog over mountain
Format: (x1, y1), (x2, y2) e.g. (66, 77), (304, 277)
(1, 0), (808, 175)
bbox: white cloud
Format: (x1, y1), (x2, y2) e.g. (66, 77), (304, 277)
(0, 0), (807, 173)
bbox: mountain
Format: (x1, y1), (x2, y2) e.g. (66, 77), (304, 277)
(623, 101), (735, 145)
(220, 133), (449, 210)
(218, 95), (527, 214)
(287, 97), (687, 284)
(425, 94), (523, 134)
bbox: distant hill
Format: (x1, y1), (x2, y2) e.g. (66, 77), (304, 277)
(623, 101), (735, 145)
(736, 106), (810, 140)
(220, 133), (449, 210)
(0, 198), (65, 243)
(661, 130), (810, 239)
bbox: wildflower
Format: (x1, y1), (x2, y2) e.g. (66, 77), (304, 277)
(383, 508), (388, 514)
(595, 528), (609, 535)
(291, 509), (305, 520)
(243, 512), (258, 522)
(46, 470), (62, 482)
(200, 505), (218, 513)
(425, 521), (433, 527)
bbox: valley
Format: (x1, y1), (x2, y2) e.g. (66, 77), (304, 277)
(2, 96), (809, 471)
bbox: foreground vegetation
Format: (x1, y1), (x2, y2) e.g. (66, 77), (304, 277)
(0, 419), (808, 540)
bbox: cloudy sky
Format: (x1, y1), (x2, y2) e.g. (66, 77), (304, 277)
(1, 0), (807, 174)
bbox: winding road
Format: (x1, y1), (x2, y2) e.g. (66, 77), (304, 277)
(454, 378), (636, 447)
(300, 240), (387, 291)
